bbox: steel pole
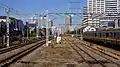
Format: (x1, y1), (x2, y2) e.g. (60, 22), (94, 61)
(46, 10), (49, 46)
(27, 23), (29, 39)
(5, 8), (10, 47)
(80, 29), (83, 40)
(40, 16), (42, 29)
(36, 14), (39, 38)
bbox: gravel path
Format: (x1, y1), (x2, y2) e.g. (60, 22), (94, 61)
(8, 36), (120, 67)
(9, 37), (83, 67)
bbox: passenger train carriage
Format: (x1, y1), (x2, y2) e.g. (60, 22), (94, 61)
(83, 28), (120, 45)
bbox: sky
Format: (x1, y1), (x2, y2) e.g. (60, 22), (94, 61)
(0, 0), (87, 25)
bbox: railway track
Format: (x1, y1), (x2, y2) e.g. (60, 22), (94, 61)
(64, 38), (93, 67)
(0, 39), (41, 55)
(75, 40), (120, 66)
(64, 37), (120, 67)
(76, 37), (120, 59)
(80, 40), (120, 60)
(0, 39), (46, 67)
(65, 38), (106, 67)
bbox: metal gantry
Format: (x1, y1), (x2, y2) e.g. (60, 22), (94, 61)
(0, 4), (84, 46)
(0, 4), (34, 46)
(47, 12), (84, 40)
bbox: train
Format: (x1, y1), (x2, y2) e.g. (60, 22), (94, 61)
(83, 28), (120, 46)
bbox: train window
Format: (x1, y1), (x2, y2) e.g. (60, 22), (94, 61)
(110, 32), (113, 38)
(103, 32), (106, 37)
(88, 33), (89, 36)
(101, 32), (103, 37)
(88, 33), (91, 36)
(114, 33), (116, 38)
(86, 33), (87, 36)
(118, 32), (120, 39)
(116, 32), (120, 39)
(100, 33), (101, 37)
(93, 33), (94, 36)
(92, 33), (94, 36)
(96, 32), (98, 37)
(95, 33), (96, 37)
(91, 33), (93, 36)
(106, 33), (109, 37)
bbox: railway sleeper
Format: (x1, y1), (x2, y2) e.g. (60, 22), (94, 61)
(78, 60), (110, 64)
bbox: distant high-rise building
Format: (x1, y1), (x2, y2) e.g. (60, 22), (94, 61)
(83, 7), (88, 19)
(82, 0), (120, 28)
(65, 15), (72, 25)
(88, 0), (105, 13)
(65, 15), (72, 33)
(88, 0), (120, 13)
(105, 0), (120, 13)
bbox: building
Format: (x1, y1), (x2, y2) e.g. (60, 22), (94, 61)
(83, 0), (120, 28)
(65, 15), (72, 33)
(105, 0), (120, 13)
(87, 0), (119, 13)
(0, 16), (24, 43)
(87, 0), (105, 13)
(82, 6), (88, 27)
(83, 7), (88, 20)
(65, 15), (72, 25)
(0, 16), (24, 31)
(102, 0), (120, 28)
(0, 16), (7, 22)
(86, 0), (105, 28)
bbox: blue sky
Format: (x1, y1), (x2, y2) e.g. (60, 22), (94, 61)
(0, 0), (87, 25)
